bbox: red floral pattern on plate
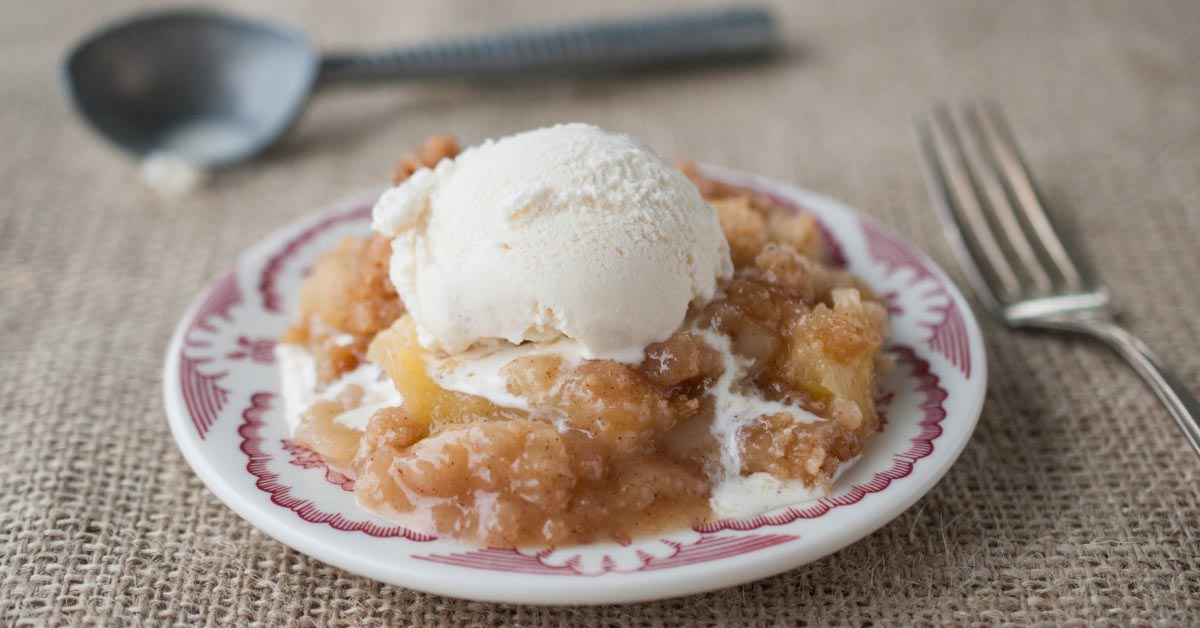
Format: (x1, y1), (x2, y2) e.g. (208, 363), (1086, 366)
(226, 336), (277, 364)
(415, 533), (799, 576)
(861, 219), (972, 377)
(179, 270), (240, 439)
(239, 392), (434, 541)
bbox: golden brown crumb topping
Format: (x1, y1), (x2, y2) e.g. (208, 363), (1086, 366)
(281, 234), (404, 384)
(392, 135), (460, 185)
(287, 139), (888, 546)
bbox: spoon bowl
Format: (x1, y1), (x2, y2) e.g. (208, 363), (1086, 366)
(65, 11), (317, 166)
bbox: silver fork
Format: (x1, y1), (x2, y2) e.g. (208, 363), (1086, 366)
(916, 103), (1200, 457)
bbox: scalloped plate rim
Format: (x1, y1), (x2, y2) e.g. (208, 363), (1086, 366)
(163, 165), (987, 605)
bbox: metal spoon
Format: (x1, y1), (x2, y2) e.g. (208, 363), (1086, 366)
(63, 8), (776, 167)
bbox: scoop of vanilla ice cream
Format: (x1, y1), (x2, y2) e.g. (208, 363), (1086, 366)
(372, 123), (733, 361)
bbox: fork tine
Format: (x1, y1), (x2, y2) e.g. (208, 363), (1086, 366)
(915, 121), (994, 310)
(921, 106), (1023, 303)
(957, 104), (1055, 294)
(976, 103), (1085, 290)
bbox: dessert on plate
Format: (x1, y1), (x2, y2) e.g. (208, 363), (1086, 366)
(277, 123), (888, 547)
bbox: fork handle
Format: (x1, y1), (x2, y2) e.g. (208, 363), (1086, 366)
(1051, 319), (1200, 456)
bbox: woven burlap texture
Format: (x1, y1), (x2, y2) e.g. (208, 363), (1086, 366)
(3, 0), (1198, 624)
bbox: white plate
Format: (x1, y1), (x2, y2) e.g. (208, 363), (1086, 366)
(163, 167), (986, 605)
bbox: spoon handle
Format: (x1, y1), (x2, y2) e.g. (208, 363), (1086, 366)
(317, 8), (776, 83)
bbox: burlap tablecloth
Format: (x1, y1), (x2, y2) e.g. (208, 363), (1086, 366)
(3, 0), (1198, 624)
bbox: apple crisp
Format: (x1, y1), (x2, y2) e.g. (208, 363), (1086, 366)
(281, 137), (887, 547)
